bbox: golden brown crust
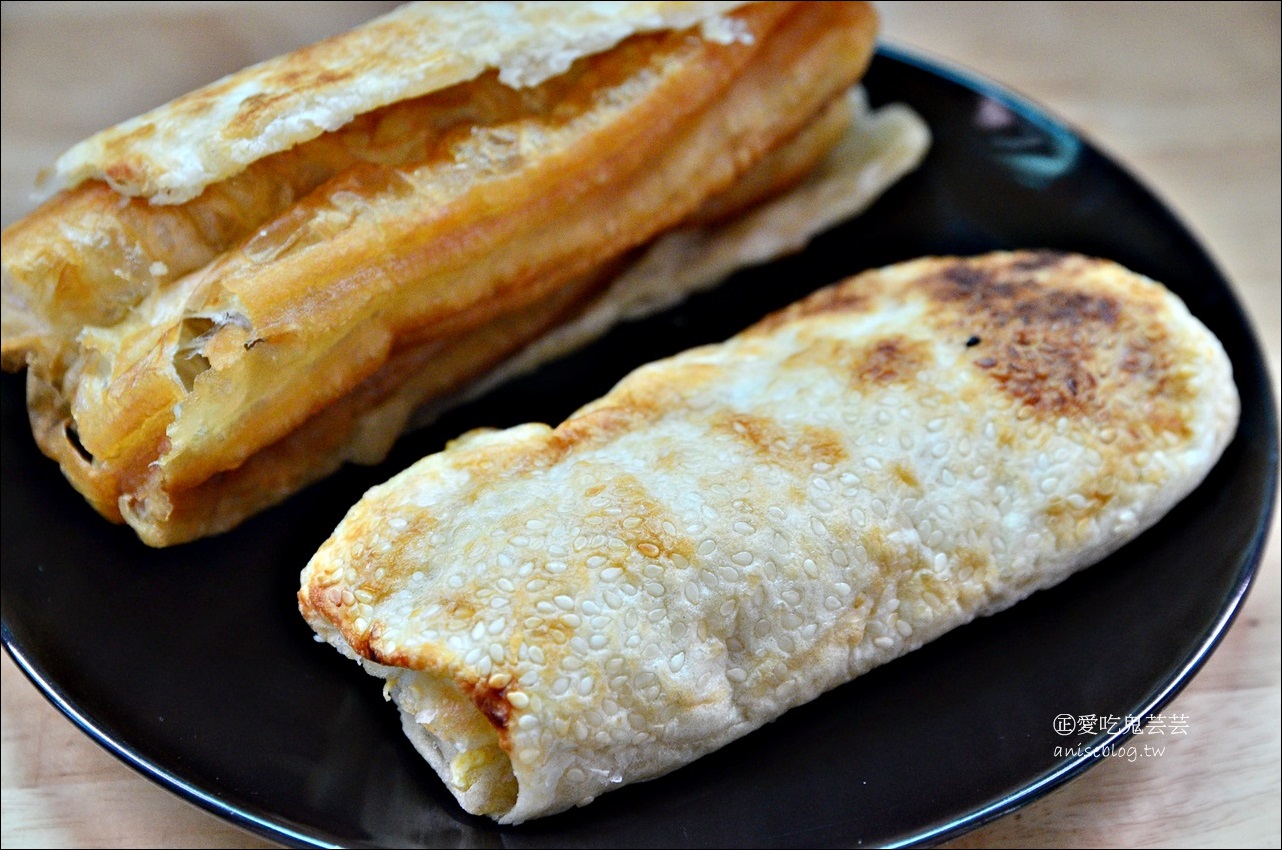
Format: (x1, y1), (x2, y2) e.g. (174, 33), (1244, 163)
(4, 2), (881, 546)
(683, 92), (853, 227)
(50, 2), (755, 203)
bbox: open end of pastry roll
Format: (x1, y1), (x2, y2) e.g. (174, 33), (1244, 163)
(301, 252), (1239, 823)
(2, 1), (934, 546)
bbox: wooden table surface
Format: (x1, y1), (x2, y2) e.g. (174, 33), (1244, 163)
(2, 2), (1278, 847)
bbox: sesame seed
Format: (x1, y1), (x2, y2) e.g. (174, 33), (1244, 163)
(732, 551), (753, 566)
(508, 691), (530, 709)
(874, 636), (895, 649)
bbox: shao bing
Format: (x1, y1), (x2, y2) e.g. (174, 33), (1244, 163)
(299, 252), (1239, 823)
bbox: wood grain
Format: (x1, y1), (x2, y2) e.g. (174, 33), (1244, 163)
(2, 2), (1278, 847)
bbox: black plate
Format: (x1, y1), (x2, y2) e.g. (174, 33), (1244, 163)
(2, 47), (1277, 849)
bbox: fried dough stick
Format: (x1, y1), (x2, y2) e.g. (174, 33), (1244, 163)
(3, 2), (878, 544)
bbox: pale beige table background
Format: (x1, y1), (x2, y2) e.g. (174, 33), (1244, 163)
(2, 2), (1278, 848)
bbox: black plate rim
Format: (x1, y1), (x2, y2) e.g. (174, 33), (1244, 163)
(3, 43), (1278, 850)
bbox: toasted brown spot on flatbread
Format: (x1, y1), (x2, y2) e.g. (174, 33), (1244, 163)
(1009, 249), (1068, 273)
(589, 472), (696, 564)
(463, 679), (513, 736)
(851, 334), (930, 386)
(891, 461), (920, 491)
(716, 412), (847, 470)
(917, 253), (1120, 418)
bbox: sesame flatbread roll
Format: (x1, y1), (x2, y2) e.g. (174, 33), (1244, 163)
(299, 251), (1239, 823)
(2, 2), (909, 546)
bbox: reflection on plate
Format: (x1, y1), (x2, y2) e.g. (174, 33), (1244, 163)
(2, 47), (1277, 849)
